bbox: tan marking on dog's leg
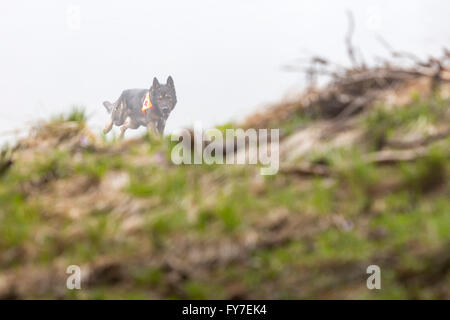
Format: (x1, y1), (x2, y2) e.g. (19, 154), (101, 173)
(103, 119), (113, 134)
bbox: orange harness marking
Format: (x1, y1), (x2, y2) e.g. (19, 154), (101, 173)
(141, 91), (153, 114)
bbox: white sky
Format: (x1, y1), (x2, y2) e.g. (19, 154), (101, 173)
(1, 0), (449, 141)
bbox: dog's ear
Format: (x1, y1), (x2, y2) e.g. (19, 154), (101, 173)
(152, 77), (160, 89)
(103, 101), (114, 114)
(166, 76), (174, 88)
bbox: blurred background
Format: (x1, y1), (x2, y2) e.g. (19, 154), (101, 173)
(1, 0), (450, 142)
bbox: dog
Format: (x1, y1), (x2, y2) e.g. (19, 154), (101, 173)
(103, 76), (177, 138)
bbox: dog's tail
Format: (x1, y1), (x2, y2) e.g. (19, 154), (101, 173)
(103, 101), (114, 114)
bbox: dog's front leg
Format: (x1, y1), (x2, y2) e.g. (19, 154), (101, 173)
(103, 118), (114, 134)
(156, 119), (166, 135)
(147, 121), (161, 138)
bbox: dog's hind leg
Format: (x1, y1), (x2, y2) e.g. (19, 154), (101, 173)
(119, 117), (139, 139)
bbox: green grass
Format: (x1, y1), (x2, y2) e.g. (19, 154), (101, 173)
(75, 153), (125, 180)
(182, 280), (225, 299)
(314, 229), (374, 261)
(51, 106), (88, 125)
(373, 194), (450, 248)
(364, 94), (449, 150)
(0, 192), (39, 249)
(132, 267), (164, 286)
(399, 145), (447, 194)
(0, 94), (449, 299)
(279, 113), (311, 136)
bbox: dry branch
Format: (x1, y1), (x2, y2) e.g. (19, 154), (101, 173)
(364, 147), (428, 165)
(386, 128), (450, 149)
(280, 163), (332, 177)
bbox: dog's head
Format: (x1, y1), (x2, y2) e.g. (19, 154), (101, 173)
(150, 76), (177, 118)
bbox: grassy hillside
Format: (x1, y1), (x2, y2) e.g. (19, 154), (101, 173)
(0, 74), (449, 299)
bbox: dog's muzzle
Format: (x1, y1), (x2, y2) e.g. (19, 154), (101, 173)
(160, 106), (170, 117)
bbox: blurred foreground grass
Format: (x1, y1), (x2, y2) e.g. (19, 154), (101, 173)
(0, 92), (449, 299)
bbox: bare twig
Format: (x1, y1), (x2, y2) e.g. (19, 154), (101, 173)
(280, 163), (332, 177)
(386, 128), (450, 149)
(364, 147), (428, 165)
(345, 11), (359, 68)
(376, 35), (423, 65)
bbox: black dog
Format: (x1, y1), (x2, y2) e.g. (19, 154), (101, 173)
(103, 76), (177, 137)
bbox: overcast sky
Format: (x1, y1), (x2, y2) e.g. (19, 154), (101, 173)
(1, 0), (449, 141)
